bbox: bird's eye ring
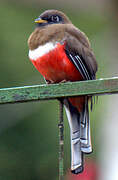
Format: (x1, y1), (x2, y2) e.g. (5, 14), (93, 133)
(51, 15), (60, 22)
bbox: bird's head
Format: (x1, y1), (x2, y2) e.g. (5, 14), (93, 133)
(34, 10), (71, 27)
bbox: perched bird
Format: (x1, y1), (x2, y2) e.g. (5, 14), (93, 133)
(28, 10), (98, 174)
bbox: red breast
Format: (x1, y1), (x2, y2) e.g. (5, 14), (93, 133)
(29, 42), (83, 83)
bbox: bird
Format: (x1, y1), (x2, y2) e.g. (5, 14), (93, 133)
(28, 9), (98, 174)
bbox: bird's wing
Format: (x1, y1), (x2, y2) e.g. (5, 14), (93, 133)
(64, 25), (97, 80)
(64, 44), (96, 81)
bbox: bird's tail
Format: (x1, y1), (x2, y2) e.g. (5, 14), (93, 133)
(64, 97), (92, 174)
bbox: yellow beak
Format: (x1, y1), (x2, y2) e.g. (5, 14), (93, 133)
(35, 18), (47, 24)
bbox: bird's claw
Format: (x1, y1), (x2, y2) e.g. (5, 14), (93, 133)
(59, 79), (70, 83)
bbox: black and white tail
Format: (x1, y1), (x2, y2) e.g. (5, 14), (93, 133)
(64, 97), (92, 174)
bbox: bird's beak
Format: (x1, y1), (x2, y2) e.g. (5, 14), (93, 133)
(35, 17), (47, 24)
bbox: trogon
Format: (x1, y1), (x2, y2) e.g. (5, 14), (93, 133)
(28, 9), (98, 174)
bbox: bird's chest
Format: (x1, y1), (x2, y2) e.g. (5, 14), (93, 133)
(29, 42), (82, 82)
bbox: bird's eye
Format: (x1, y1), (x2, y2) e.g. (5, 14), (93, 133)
(51, 15), (60, 22)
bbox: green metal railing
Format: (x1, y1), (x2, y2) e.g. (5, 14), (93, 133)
(1, 76), (118, 180)
(0, 77), (118, 104)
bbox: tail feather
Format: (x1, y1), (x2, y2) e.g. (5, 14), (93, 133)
(80, 97), (92, 153)
(64, 97), (92, 174)
(64, 99), (84, 174)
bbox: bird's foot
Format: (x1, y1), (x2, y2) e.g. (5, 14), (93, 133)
(45, 79), (55, 84)
(45, 79), (70, 84)
(59, 79), (70, 83)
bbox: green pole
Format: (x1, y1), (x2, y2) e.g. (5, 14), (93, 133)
(58, 100), (64, 180)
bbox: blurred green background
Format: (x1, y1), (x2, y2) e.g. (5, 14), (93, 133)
(0, 0), (118, 179)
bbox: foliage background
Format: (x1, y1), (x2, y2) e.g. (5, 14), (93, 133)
(0, 0), (118, 179)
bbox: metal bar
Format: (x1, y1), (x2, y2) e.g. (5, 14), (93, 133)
(58, 100), (64, 180)
(0, 77), (118, 104)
